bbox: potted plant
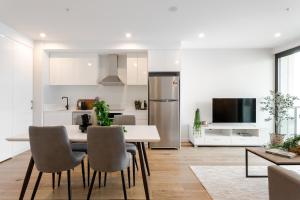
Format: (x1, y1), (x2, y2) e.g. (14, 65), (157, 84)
(261, 90), (298, 145)
(193, 108), (202, 136)
(281, 135), (300, 154)
(93, 100), (112, 126)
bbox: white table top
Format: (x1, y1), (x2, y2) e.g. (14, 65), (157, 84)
(6, 125), (160, 143)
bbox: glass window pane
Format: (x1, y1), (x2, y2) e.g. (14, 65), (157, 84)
(278, 52), (300, 136)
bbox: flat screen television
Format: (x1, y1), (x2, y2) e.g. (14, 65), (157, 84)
(212, 98), (256, 123)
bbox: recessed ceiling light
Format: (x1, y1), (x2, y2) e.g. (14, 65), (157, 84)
(168, 6), (178, 12)
(125, 33), (132, 38)
(175, 60), (180, 65)
(274, 32), (281, 38)
(198, 33), (205, 38)
(87, 62), (92, 66)
(39, 32), (46, 38)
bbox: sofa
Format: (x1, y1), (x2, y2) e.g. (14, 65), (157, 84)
(268, 165), (300, 200)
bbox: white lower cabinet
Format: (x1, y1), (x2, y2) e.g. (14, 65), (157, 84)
(120, 110), (148, 125)
(43, 111), (73, 126)
(0, 36), (33, 161)
(205, 136), (231, 145)
(189, 125), (263, 146)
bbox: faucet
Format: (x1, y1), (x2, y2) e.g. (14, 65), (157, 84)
(62, 96), (69, 110)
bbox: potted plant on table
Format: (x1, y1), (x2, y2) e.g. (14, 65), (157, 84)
(281, 135), (300, 154)
(261, 90), (298, 146)
(93, 100), (112, 126)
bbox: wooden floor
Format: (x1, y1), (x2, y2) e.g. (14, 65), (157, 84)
(0, 144), (269, 200)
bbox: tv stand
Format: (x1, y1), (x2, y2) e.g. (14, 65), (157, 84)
(189, 124), (263, 146)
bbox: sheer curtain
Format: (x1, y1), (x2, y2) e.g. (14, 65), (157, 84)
(278, 52), (300, 136)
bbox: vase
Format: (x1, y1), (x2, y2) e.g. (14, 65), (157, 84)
(270, 133), (285, 146)
(193, 128), (202, 137)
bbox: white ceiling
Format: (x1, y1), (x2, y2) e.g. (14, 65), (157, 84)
(0, 0), (299, 48)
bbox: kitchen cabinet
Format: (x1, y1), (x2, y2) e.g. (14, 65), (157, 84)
(126, 53), (148, 85)
(148, 50), (181, 72)
(0, 36), (33, 161)
(11, 40), (33, 156)
(43, 111), (73, 126)
(0, 36), (14, 161)
(123, 110), (148, 125)
(49, 53), (98, 85)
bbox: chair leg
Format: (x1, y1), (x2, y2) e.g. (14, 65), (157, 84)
(127, 167), (131, 188)
(81, 160), (86, 188)
(31, 172), (43, 200)
(104, 172), (107, 186)
(142, 142), (150, 176)
(133, 155), (136, 186)
(67, 170), (72, 200)
(87, 160), (90, 186)
(98, 172), (101, 188)
(134, 155), (139, 171)
(121, 170), (127, 200)
(87, 171), (97, 200)
(52, 173), (55, 190)
(58, 172), (61, 187)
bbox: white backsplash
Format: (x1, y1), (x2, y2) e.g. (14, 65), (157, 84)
(43, 85), (148, 111)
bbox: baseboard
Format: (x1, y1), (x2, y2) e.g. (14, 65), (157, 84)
(181, 138), (189, 142)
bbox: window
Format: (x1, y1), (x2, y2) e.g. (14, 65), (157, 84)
(276, 47), (300, 136)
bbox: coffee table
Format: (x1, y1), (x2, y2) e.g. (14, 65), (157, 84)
(245, 147), (300, 178)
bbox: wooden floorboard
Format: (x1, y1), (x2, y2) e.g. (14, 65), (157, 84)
(0, 146), (270, 199)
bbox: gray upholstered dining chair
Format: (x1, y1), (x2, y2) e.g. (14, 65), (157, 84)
(113, 115), (138, 186)
(29, 126), (85, 200)
(87, 126), (130, 200)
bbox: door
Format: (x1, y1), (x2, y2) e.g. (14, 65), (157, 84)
(11, 41), (33, 156)
(149, 76), (179, 100)
(149, 100), (180, 148)
(0, 37), (13, 161)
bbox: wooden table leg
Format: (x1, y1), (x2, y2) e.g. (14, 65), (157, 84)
(19, 156), (34, 200)
(137, 142), (150, 200)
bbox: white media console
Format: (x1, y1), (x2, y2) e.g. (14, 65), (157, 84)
(189, 124), (264, 146)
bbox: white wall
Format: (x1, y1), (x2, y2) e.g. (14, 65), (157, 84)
(181, 49), (274, 140)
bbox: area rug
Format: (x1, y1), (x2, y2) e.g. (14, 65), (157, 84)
(190, 165), (300, 200)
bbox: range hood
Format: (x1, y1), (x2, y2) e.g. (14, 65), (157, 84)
(99, 54), (124, 86)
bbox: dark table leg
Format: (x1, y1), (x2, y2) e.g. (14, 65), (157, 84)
(245, 149), (268, 178)
(19, 156), (34, 200)
(137, 142), (150, 200)
(245, 149), (248, 177)
(142, 142), (150, 176)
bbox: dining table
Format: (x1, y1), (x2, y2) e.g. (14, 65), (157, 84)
(6, 125), (160, 200)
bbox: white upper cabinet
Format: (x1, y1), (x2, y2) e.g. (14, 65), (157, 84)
(126, 53), (148, 85)
(49, 53), (98, 85)
(148, 50), (181, 72)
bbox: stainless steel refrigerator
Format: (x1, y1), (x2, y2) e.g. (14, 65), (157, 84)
(148, 72), (180, 149)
